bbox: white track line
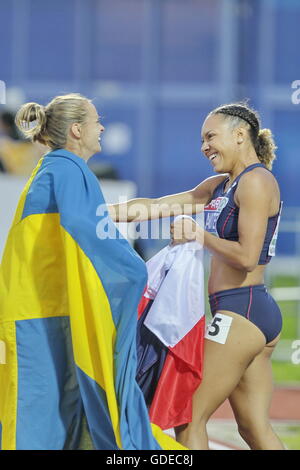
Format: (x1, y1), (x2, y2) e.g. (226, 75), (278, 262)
(165, 428), (239, 450)
(209, 440), (236, 450)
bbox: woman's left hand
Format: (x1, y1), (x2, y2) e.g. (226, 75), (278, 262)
(170, 217), (204, 245)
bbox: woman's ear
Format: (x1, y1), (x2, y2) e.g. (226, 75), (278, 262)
(70, 122), (82, 139)
(235, 127), (246, 144)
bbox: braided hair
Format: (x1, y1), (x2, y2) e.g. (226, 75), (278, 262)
(209, 103), (277, 170)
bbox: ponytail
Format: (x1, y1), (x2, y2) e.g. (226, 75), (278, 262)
(15, 93), (90, 150)
(255, 128), (277, 170)
(15, 102), (49, 145)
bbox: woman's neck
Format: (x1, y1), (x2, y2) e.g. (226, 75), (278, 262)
(227, 153), (260, 185)
(64, 142), (90, 162)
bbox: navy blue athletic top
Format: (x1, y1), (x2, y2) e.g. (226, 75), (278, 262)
(204, 163), (282, 265)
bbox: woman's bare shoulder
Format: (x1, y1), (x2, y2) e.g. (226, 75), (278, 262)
(192, 173), (229, 205)
(200, 173), (229, 193)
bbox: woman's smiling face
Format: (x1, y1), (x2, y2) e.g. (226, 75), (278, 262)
(201, 113), (241, 174)
(80, 102), (105, 157)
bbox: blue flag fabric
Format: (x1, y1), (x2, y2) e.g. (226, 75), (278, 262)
(0, 149), (185, 450)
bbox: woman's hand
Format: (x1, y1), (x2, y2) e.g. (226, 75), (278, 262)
(107, 204), (117, 222)
(170, 217), (204, 245)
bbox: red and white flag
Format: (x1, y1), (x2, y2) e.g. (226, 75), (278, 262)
(137, 236), (206, 430)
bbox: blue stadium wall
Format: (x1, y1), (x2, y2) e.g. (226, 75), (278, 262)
(0, 0), (299, 255)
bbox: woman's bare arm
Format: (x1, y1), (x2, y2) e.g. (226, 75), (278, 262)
(109, 174), (227, 222)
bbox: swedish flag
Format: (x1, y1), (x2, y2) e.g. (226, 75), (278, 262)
(0, 149), (185, 450)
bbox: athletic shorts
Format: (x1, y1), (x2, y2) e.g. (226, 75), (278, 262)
(209, 284), (282, 344)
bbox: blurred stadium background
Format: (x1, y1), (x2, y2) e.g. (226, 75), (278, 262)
(0, 0), (299, 449)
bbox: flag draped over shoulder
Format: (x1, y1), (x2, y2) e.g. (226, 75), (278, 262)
(136, 240), (206, 430)
(0, 149), (185, 450)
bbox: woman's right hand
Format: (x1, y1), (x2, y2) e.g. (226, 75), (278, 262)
(107, 204), (117, 222)
(170, 217), (204, 245)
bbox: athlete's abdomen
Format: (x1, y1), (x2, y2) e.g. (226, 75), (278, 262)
(208, 255), (266, 295)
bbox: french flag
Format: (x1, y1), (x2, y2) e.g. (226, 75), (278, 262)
(136, 239), (205, 430)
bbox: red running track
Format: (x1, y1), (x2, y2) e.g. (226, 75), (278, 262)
(212, 386), (300, 421)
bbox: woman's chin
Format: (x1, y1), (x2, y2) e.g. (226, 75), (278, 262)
(213, 164), (222, 173)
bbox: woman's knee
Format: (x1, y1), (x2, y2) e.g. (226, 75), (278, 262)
(189, 408), (212, 429)
(237, 419), (270, 446)
(237, 422), (254, 444)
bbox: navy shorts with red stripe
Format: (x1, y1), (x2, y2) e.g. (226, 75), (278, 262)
(208, 284), (282, 344)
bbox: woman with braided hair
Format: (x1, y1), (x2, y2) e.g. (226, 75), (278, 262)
(110, 102), (284, 450)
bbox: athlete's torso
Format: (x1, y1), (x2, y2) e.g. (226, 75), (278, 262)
(204, 163), (282, 294)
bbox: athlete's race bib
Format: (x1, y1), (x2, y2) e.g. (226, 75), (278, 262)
(205, 313), (233, 344)
(204, 196), (229, 236)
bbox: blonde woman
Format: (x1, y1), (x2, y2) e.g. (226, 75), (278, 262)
(0, 94), (184, 451)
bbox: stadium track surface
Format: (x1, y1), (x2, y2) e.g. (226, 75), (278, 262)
(207, 386), (300, 449)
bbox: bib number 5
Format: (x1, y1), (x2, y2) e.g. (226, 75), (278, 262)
(205, 313), (233, 344)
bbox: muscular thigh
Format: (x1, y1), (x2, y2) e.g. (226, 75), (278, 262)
(229, 333), (281, 427)
(191, 310), (266, 422)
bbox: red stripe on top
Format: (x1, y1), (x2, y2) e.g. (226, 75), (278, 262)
(214, 293), (218, 313)
(221, 207), (235, 237)
(246, 287), (253, 320)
